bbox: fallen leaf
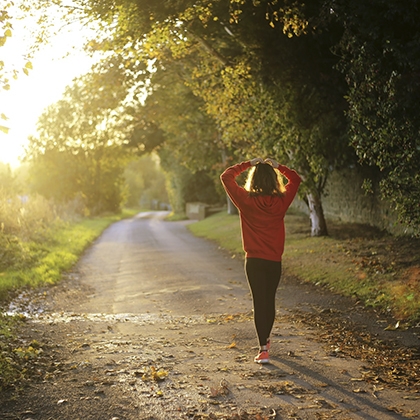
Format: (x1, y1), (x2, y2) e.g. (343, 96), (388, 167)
(384, 321), (400, 331)
(141, 366), (168, 382)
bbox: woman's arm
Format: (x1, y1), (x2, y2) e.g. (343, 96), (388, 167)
(277, 164), (302, 208)
(265, 157), (302, 206)
(220, 160), (254, 208)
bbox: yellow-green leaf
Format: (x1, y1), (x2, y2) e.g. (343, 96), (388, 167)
(25, 61), (33, 69)
(0, 125), (10, 134)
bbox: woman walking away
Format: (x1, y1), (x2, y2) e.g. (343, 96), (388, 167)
(220, 158), (302, 364)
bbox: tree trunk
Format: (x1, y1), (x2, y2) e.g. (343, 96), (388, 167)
(306, 192), (328, 237)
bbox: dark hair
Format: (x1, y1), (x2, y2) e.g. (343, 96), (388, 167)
(245, 163), (285, 196)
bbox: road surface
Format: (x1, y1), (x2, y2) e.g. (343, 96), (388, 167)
(1, 211), (419, 420)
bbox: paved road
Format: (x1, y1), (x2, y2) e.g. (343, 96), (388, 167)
(2, 211), (419, 420)
(69, 211), (251, 316)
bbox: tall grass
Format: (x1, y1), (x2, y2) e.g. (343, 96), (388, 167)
(1, 192), (59, 273)
(0, 189), (138, 300)
(0, 192), (58, 236)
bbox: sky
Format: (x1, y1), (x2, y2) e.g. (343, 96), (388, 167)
(0, 7), (97, 169)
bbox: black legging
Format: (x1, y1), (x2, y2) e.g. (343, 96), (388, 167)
(245, 257), (282, 347)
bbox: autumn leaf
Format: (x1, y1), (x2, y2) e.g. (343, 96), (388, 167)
(384, 321), (400, 331)
(141, 366), (168, 382)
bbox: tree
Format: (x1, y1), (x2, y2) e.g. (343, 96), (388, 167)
(182, 0), (353, 235)
(79, 0), (354, 235)
(25, 57), (132, 214)
(20, 0), (417, 233)
(123, 155), (168, 208)
(153, 0), (354, 234)
(0, 162), (15, 196)
(325, 0), (420, 232)
(0, 1), (34, 132)
(126, 66), (226, 213)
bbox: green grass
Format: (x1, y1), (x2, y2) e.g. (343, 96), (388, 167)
(165, 211), (189, 221)
(188, 211), (420, 323)
(0, 208), (140, 300)
(189, 211), (243, 256)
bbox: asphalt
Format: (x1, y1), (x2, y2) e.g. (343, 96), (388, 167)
(1, 211), (419, 420)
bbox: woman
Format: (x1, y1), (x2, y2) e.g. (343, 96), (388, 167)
(220, 157), (302, 363)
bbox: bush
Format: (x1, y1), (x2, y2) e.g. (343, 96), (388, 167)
(0, 192), (57, 238)
(0, 232), (40, 272)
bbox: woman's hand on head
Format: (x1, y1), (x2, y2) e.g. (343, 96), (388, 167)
(264, 158), (279, 168)
(250, 157), (264, 166)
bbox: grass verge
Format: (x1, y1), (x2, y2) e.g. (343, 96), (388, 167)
(165, 211), (188, 222)
(188, 210), (420, 323)
(0, 208), (139, 300)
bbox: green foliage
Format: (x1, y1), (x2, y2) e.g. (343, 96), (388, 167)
(0, 234), (36, 273)
(25, 58), (133, 215)
(162, 157), (190, 215)
(0, 1), (42, 123)
(129, 64), (223, 172)
(82, 0), (353, 234)
(159, 149), (223, 215)
(123, 155), (168, 208)
(0, 162), (16, 196)
(25, 0), (419, 232)
(0, 190), (58, 239)
(325, 0), (420, 231)
(120, 57), (226, 213)
(0, 176), (138, 298)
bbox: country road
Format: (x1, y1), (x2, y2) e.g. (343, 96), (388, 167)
(56, 211), (251, 316)
(1, 211), (419, 420)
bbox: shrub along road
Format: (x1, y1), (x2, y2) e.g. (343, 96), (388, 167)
(1, 211), (419, 420)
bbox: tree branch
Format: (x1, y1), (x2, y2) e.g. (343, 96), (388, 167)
(187, 30), (230, 67)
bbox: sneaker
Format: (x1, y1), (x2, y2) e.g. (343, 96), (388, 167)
(254, 350), (269, 364)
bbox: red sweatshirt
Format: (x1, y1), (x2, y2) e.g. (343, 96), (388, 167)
(220, 161), (302, 262)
